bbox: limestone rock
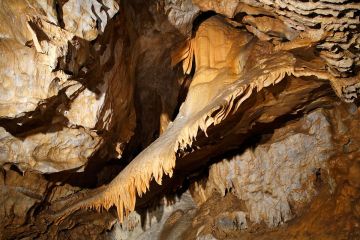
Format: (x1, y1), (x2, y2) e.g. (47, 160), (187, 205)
(46, 13), (354, 224)
(196, 234), (218, 240)
(191, 110), (333, 227)
(0, 126), (102, 173)
(164, 0), (200, 35)
(0, 169), (116, 239)
(193, 0), (360, 78)
(0, 0), (359, 239)
(108, 191), (196, 240)
(62, 0), (119, 41)
(0, 0), (135, 173)
(215, 211), (248, 232)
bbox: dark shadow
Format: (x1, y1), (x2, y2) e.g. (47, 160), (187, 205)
(191, 11), (217, 37)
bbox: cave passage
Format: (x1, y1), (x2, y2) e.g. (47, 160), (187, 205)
(0, 0), (359, 239)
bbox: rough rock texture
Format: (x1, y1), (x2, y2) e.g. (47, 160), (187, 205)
(0, 168), (116, 239)
(0, 126), (102, 172)
(0, 0), (135, 173)
(50, 14), (345, 223)
(0, 0), (359, 239)
(109, 191), (196, 240)
(191, 110), (333, 227)
(114, 103), (359, 240)
(164, 0), (200, 35)
(63, 0), (119, 41)
(193, 0), (360, 77)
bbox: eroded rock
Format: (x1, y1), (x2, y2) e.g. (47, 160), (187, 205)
(0, 0), (359, 239)
(191, 110), (333, 227)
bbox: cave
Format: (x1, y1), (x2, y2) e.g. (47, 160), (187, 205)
(0, 0), (359, 239)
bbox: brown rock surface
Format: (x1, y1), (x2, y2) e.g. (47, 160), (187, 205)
(0, 0), (359, 239)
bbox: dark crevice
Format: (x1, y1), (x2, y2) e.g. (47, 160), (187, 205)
(171, 66), (194, 120)
(55, 0), (65, 28)
(0, 92), (69, 138)
(191, 11), (217, 37)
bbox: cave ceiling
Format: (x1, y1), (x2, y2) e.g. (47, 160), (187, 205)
(0, 0), (359, 239)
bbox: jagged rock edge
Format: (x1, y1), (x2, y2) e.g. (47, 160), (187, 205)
(51, 54), (358, 224)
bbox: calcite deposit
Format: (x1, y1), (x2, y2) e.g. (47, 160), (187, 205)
(0, 0), (359, 239)
(0, 0), (134, 173)
(191, 110), (333, 227)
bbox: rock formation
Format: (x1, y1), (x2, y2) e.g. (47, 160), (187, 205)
(0, 0), (359, 239)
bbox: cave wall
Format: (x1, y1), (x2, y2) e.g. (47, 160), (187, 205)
(0, 0), (359, 239)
